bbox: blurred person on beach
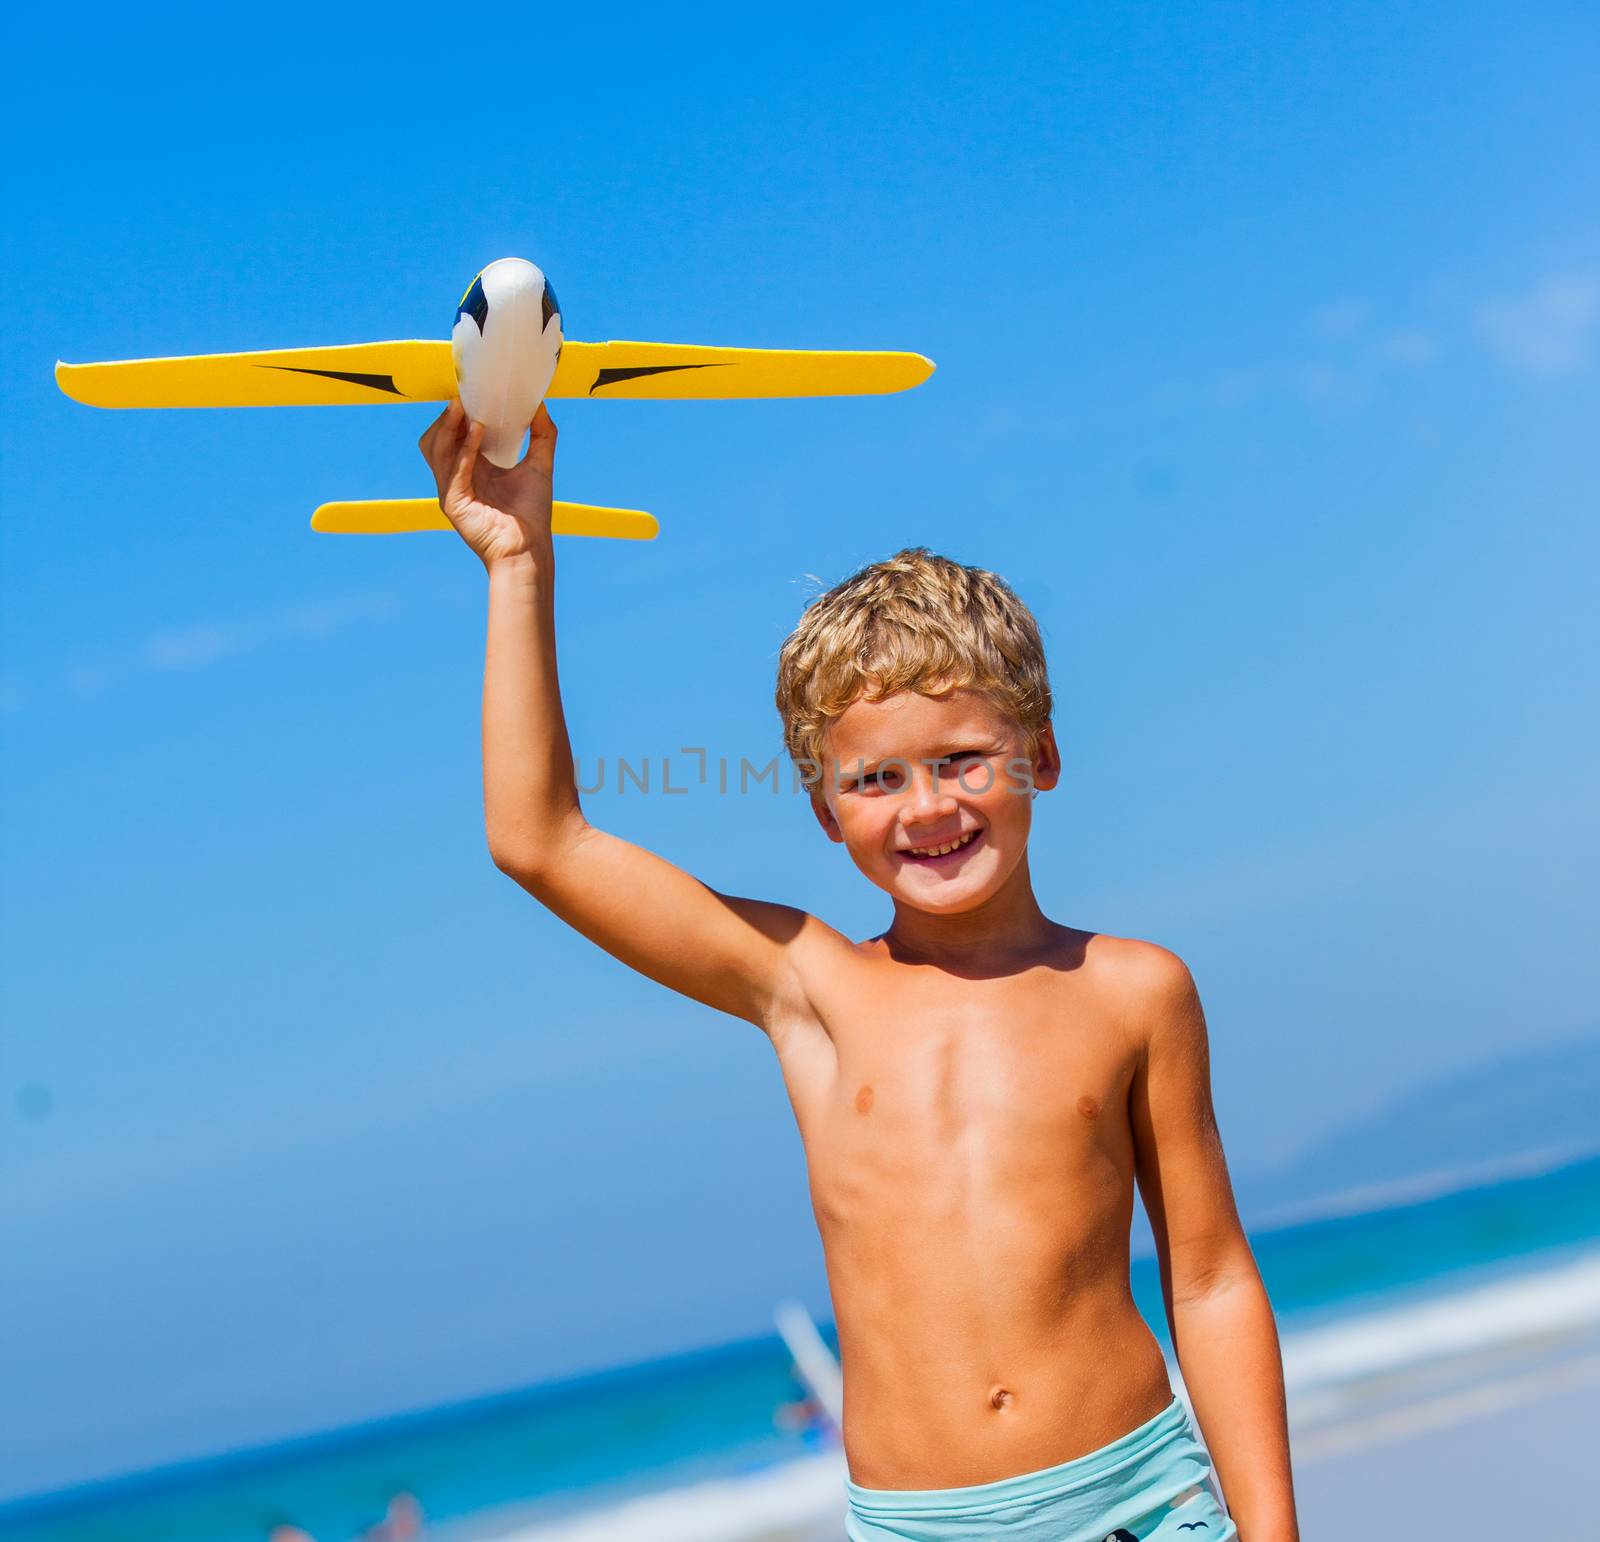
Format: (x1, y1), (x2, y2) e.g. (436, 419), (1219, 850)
(264, 1488), (420, 1542)
(358, 1491), (423, 1541)
(419, 403), (1297, 1541)
(776, 1390), (835, 1449)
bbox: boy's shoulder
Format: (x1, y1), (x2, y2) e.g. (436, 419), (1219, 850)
(1076, 931), (1203, 1042)
(1079, 929), (1192, 988)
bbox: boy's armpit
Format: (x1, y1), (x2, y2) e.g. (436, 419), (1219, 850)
(507, 819), (841, 1031)
(711, 893), (855, 1026)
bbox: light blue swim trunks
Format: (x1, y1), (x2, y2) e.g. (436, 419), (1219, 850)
(845, 1398), (1235, 1542)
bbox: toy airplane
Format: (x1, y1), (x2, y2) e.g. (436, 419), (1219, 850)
(54, 258), (935, 541)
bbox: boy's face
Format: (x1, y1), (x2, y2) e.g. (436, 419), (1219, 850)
(811, 688), (1060, 916)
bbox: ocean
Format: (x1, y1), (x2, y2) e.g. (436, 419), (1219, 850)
(4, 1151), (1598, 1542)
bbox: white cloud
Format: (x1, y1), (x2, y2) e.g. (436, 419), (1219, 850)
(1478, 273), (1600, 378)
(1290, 360), (1371, 410)
(1210, 366), (1268, 409)
(1210, 266), (1600, 412)
(1086, 767), (1600, 928)
(143, 622), (237, 670)
(1312, 298), (1371, 339)
(39, 586), (404, 704)
(1369, 328), (1436, 368)
(135, 592), (397, 676)
(1209, 324), (1438, 413)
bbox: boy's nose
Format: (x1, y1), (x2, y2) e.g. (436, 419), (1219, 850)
(898, 772), (958, 827)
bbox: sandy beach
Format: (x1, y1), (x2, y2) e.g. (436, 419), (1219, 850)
(1295, 1350), (1600, 1537)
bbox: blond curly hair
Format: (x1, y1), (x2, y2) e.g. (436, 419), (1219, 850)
(775, 548), (1052, 771)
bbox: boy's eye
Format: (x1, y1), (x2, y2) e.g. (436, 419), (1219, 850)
(846, 755), (993, 791)
(936, 750), (985, 775)
(847, 765), (907, 793)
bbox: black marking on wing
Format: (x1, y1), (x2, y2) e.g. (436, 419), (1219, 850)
(261, 366), (406, 397)
(457, 274), (489, 335)
(541, 278), (561, 331)
(1177, 1524), (1210, 1532)
(588, 362), (731, 395)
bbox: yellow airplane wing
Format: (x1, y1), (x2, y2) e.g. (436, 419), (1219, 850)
(55, 341), (456, 408)
(310, 498), (658, 540)
(549, 341), (934, 399)
(56, 339), (934, 408)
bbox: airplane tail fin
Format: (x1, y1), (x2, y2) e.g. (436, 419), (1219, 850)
(310, 498), (658, 539)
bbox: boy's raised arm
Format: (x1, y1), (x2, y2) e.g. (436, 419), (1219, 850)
(420, 403), (823, 1030)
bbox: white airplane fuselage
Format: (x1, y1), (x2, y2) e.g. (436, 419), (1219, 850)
(450, 258), (564, 467)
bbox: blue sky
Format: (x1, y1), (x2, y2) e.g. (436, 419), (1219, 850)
(3, 0), (1597, 1502)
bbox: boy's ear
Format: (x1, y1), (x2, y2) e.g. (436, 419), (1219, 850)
(810, 792), (845, 843)
(1031, 724), (1062, 794)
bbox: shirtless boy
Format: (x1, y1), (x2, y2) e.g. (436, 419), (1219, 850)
(419, 402), (1299, 1542)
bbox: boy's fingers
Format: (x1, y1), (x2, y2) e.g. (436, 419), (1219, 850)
(420, 399), (461, 454)
(421, 403), (470, 490)
(523, 405), (557, 474)
(444, 421), (483, 513)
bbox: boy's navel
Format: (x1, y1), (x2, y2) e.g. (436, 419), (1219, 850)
(989, 1387), (1014, 1411)
(855, 1086), (876, 1115)
(1077, 1094), (1100, 1120)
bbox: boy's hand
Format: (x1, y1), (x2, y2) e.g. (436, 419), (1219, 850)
(419, 400), (557, 569)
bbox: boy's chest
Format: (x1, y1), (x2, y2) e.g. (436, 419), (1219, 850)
(784, 966), (1140, 1159)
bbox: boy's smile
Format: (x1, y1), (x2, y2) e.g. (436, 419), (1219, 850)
(811, 687), (1060, 916)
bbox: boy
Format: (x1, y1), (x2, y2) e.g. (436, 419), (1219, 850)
(419, 403), (1299, 1541)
